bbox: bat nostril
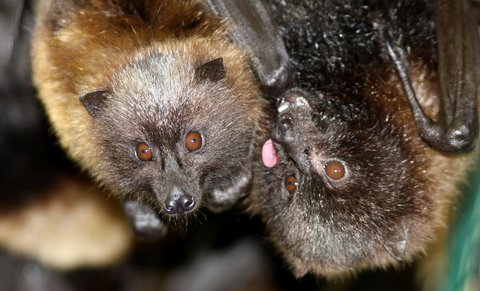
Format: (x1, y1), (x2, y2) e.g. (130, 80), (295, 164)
(164, 198), (178, 214)
(180, 195), (195, 211)
(278, 113), (293, 132)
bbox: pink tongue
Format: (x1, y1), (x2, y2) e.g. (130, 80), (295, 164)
(262, 139), (279, 168)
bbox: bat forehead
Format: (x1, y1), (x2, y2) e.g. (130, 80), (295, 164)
(266, 190), (373, 262)
(102, 61), (252, 137)
(265, 178), (411, 271)
(111, 54), (196, 106)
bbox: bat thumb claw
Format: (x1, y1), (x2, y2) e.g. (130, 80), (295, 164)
(383, 239), (408, 262)
(382, 223), (409, 261)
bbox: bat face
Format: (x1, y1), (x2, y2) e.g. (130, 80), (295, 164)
(81, 52), (263, 219)
(257, 89), (434, 277)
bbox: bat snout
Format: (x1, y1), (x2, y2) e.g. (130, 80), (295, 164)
(163, 187), (196, 215)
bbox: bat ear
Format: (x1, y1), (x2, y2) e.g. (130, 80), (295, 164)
(194, 58), (226, 82)
(79, 89), (110, 118)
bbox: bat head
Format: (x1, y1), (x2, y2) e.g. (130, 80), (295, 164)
(256, 89), (431, 277)
(79, 48), (265, 222)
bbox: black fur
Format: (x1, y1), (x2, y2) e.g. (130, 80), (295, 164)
(250, 0), (465, 277)
(268, 0), (435, 92)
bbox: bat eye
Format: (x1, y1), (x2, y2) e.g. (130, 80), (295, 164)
(325, 160), (346, 180)
(185, 131), (203, 152)
(284, 175), (298, 194)
(136, 143), (153, 161)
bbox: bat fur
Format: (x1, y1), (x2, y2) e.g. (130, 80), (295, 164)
(251, 0), (479, 278)
(31, 0), (268, 223)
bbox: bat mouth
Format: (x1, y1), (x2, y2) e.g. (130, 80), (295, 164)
(263, 89), (314, 169)
(262, 138), (280, 168)
(261, 138), (291, 169)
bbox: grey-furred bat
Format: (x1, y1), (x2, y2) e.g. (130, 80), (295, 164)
(31, 0), (270, 236)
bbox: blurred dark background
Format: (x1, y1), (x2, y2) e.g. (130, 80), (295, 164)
(0, 1), (477, 290)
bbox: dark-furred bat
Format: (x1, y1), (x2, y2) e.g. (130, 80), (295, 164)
(214, 0), (480, 278)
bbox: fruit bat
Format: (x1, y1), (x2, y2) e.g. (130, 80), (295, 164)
(30, 0), (268, 237)
(211, 0), (480, 278)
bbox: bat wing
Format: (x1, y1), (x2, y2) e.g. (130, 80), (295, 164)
(386, 0), (480, 152)
(205, 0), (293, 95)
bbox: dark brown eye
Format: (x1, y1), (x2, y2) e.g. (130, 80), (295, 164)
(185, 131), (202, 152)
(284, 175), (298, 194)
(325, 161), (346, 180)
(135, 143), (153, 161)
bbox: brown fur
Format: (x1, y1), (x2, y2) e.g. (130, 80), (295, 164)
(0, 176), (133, 269)
(32, 0), (267, 218)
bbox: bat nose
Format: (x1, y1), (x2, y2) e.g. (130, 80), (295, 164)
(164, 187), (195, 215)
